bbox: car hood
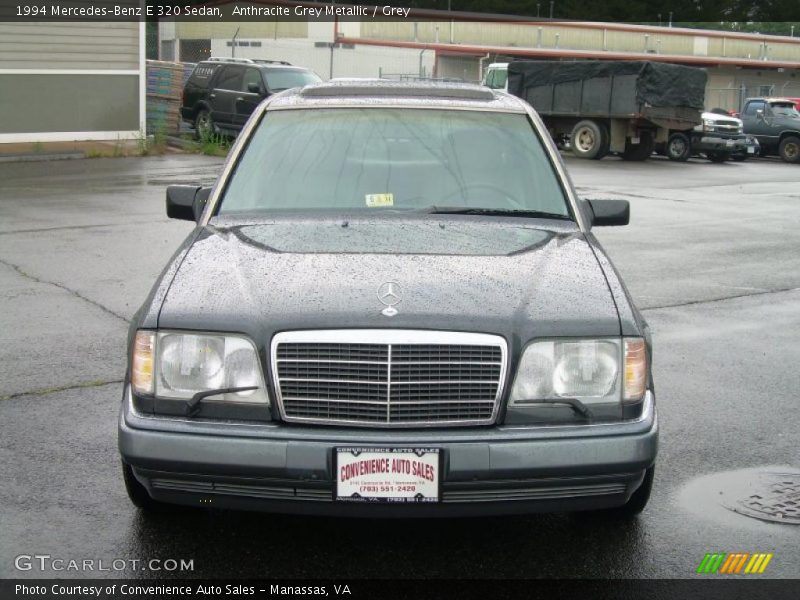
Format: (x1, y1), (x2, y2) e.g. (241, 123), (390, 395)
(701, 111), (741, 123)
(158, 217), (621, 344)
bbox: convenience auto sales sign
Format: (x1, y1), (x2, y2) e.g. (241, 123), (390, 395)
(335, 448), (440, 503)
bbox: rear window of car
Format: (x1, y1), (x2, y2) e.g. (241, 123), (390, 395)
(264, 69), (323, 91)
(219, 107), (570, 218)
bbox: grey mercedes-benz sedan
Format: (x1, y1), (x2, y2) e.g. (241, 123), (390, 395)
(119, 81), (657, 517)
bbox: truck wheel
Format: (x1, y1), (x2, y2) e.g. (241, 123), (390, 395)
(596, 125), (611, 159)
(707, 151), (728, 163)
(570, 120), (606, 159)
(779, 136), (800, 163)
(194, 109), (213, 141)
(621, 132), (654, 161)
(731, 153), (748, 162)
(666, 133), (691, 162)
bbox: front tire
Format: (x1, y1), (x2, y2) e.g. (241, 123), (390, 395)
(122, 462), (173, 512)
(779, 135), (800, 163)
(666, 133), (691, 162)
(194, 109), (213, 141)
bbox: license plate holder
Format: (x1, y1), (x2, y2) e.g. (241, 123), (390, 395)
(335, 447), (441, 503)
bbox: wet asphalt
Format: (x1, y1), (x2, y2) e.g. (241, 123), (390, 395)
(0, 154), (798, 579)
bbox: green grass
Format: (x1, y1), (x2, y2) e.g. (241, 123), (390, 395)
(193, 126), (230, 157)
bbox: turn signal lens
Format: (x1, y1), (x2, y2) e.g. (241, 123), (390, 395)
(623, 338), (647, 402)
(131, 330), (155, 395)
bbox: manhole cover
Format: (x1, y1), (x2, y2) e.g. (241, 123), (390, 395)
(722, 472), (800, 525)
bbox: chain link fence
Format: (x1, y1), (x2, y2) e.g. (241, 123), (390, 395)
(377, 71), (471, 83)
(707, 83), (800, 112)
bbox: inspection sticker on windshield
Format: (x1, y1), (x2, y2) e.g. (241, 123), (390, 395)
(336, 448), (440, 503)
(365, 193), (394, 208)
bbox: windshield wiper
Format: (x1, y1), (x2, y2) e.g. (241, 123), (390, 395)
(185, 386), (259, 417)
(422, 206), (571, 220)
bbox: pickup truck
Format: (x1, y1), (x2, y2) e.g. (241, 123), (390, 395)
(740, 97), (800, 163)
(659, 111), (748, 162)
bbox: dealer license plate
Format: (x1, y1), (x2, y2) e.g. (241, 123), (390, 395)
(726, 139), (734, 147)
(748, 147), (756, 154)
(335, 448), (440, 503)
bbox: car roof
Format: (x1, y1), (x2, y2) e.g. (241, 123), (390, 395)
(746, 97), (796, 103)
(265, 80), (527, 112)
(199, 60), (308, 71)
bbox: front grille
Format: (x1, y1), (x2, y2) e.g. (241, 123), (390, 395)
(709, 119), (742, 134)
(272, 330), (507, 427)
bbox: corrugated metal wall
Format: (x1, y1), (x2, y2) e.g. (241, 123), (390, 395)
(0, 22), (140, 70)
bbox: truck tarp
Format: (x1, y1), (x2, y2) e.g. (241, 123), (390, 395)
(508, 61), (707, 110)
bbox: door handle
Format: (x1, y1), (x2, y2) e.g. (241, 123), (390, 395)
(209, 93), (216, 99)
(236, 97), (244, 102)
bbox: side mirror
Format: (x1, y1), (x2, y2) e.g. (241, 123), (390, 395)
(587, 199), (630, 227)
(166, 185), (211, 222)
(247, 82), (262, 94)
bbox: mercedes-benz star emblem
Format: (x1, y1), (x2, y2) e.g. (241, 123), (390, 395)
(377, 282), (401, 317)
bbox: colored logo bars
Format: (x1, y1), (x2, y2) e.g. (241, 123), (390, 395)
(696, 553), (773, 574)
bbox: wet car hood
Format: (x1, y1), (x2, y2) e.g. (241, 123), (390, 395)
(158, 216), (622, 343)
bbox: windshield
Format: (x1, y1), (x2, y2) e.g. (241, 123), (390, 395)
(265, 69), (322, 91)
(770, 103), (800, 117)
(219, 108), (570, 218)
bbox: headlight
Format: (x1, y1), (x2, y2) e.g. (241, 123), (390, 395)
(702, 118), (714, 131)
(131, 330), (269, 404)
(509, 338), (647, 407)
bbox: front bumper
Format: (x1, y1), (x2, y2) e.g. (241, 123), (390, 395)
(692, 132), (747, 154)
(119, 388), (658, 516)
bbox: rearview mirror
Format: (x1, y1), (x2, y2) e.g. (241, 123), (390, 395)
(587, 199), (630, 227)
(755, 109), (764, 120)
(166, 185), (211, 222)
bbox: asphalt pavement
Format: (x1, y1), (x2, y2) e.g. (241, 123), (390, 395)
(0, 154), (798, 579)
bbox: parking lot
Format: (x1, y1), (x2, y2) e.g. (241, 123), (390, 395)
(1, 153), (798, 579)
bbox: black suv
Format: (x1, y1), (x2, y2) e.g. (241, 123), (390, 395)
(180, 58), (322, 138)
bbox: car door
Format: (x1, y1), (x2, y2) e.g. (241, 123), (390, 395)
(741, 100), (774, 149)
(209, 65), (244, 128)
(234, 68), (267, 129)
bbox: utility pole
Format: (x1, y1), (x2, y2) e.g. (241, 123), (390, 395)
(231, 27), (240, 58)
(448, 0), (453, 44)
(549, 1), (554, 19)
